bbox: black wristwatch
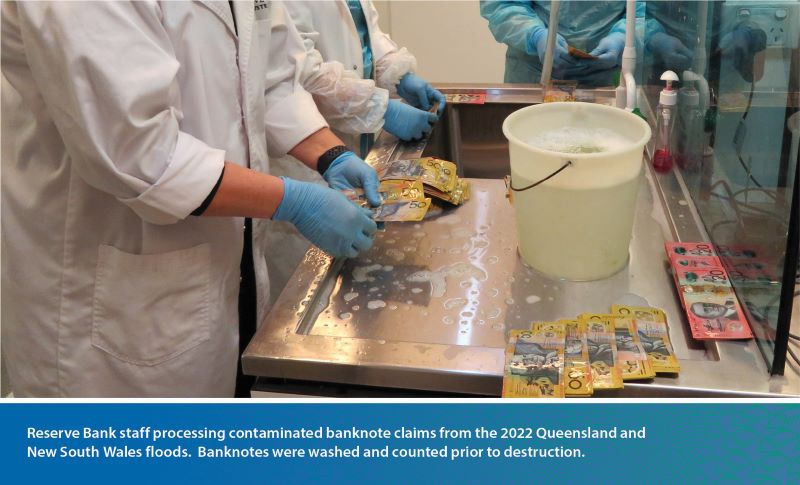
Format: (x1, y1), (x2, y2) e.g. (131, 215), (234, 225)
(316, 145), (350, 176)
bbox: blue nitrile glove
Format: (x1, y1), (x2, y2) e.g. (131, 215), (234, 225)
(273, 177), (377, 258)
(528, 28), (573, 74)
(383, 99), (438, 142)
(322, 151), (381, 207)
(720, 23), (767, 82)
(648, 32), (693, 72)
(588, 32), (626, 71)
(396, 73), (446, 115)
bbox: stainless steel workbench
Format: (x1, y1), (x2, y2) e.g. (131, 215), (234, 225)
(243, 86), (800, 397)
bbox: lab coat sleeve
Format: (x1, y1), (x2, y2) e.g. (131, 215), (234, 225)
(11, 2), (224, 225)
(263, 3), (329, 157)
(364, 1), (417, 94)
(479, 0), (545, 56)
(283, 1), (389, 135)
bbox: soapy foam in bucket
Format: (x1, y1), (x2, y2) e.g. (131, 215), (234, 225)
(528, 127), (633, 154)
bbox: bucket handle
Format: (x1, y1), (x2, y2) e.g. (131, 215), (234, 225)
(504, 160), (573, 202)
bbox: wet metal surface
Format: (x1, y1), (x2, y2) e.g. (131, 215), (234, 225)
(243, 86), (798, 396)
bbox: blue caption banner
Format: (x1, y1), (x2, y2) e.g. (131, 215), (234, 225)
(0, 403), (797, 483)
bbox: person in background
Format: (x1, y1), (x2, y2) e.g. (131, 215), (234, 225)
(643, 1), (696, 77)
(1, 1), (378, 397)
(262, 0), (446, 309)
(480, 0), (645, 87)
(286, 0), (447, 155)
(645, 1), (768, 84)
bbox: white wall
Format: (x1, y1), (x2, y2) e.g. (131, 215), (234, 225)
(372, 0), (392, 32)
(375, 1), (506, 84)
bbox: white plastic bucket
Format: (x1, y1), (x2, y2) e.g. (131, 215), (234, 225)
(503, 102), (652, 280)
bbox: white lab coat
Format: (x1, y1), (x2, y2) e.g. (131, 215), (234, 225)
(283, 0), (417, 145)
(0, 0), (326, 397)
(261, 0), (418, 307)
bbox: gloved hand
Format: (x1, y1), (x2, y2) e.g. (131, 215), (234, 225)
(528, 28), (574, 74)
(396, 73), (446, 115)
(648, 32), (693, 72)
(273, 177), (377, 258)
(589, 32), (626, 71)
(719, 23), (767, 82)
(321, 151), (381, 207)
(383, 99), (438, 142)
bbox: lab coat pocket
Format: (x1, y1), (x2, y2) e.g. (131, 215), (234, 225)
(92, 244), (211, 366)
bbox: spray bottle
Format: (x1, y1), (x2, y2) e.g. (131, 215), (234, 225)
(653, 71), (679, 173)
(676, 73), (704, 172)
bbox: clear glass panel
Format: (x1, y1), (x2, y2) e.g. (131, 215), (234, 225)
(643, 0), (799, 372)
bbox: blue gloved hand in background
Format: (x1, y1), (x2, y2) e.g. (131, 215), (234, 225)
(383, 99), (438, 142)
(719, 23), (767, 82)
(528, 28), (573, 75)
(273, 177), (377, 258)
(648, 32), (693, 73)
(396, 73), (446, 115)
(588, 32), (626, 71)
(321, 151), (381, 207)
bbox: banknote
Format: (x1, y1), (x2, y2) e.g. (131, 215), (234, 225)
(424, 178), (472, 206)
(342, 180), (425, 205)
(682, 292), (753, 339)
(578, 314), (624, 390)
(444, 93), (486, 105)
(674, 267), (733, 294)
(544, 80), (577, 103)
(669, 255), (723, 269)
(342, 180), (430, 222)
(556, 319), (593, 397)
(568, 46), (598, 60)
(380, 157), (457, 193)
(502, 327), (565, 398)
(369, 198), (431, 222)
(378, 179), (426, 202)
(611, 305), (680, 374)
(665, 242), (717, 259)
(613, 317), (656, 381)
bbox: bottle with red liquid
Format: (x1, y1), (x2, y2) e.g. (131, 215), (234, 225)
(653, 71), (678, 173)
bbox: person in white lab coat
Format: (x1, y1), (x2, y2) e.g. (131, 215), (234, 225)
(264, 0), (446, 307)
(0, 1), (380, 397)
(286, 0), (446, 151)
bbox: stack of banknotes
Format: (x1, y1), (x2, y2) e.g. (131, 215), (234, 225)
(665, 242), (753, 340)
(345, 157), (470, 221)
(502, 305), (680, 398)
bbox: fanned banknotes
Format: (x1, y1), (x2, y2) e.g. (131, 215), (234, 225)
(502, 326), (565, 398)
(376, 157), (471, 206)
